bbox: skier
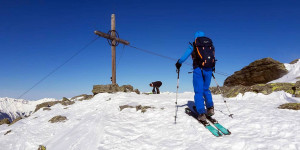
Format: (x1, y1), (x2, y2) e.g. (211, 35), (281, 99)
(149, 81), (162, 94)
(175, 31), (215, 121)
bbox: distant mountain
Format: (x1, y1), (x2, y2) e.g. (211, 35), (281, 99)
(0, 97), (57, 122)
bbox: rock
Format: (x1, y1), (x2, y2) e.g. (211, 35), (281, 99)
(34, 101), (61, 112)
(119, 105), (154, 113)
(119, 85), (134, 92)
(92, 84), (140, 95)
(38, 145), (46, 150)
(224, 58), (288, 86)
(0, 118), (10, 125)
(70, 94), (93, 101)
(295, 81), (300, 88)
(278, 103), (300, 110)
(136, 105), (153, 113)
(43, 108), (51, 111)
(62, 97), (69, 102)
(9, 117), (22, 126)
(35, 100), (75, 113)
(61, 100), (75, 106)
(289, 58), (299, 64)
(4, 130), (11, 135)
(92, 84), (119, 94)
(49, 115), (67, 123)
(119, 105), (135, 111)
(210, 82), (299, 98)
(134, 89), (140, 94)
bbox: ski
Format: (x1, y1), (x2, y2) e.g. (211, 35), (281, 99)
(192, 106), (231, 135)
(206, 115), (231, 135)
(185, 108), (222, 137)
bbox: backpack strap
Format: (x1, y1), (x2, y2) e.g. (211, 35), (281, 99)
(195, 39), (203, 59)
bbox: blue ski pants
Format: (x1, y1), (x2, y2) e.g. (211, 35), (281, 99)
(193, 67), (214, 114)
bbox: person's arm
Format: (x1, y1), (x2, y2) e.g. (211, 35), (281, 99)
(178, 45), (193, 64)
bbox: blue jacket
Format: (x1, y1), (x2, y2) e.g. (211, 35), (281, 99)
(178, 31), (205, 64)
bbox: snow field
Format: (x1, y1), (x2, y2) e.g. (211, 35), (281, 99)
(0, 91), (299, 150)
(270, 59), (300, 83)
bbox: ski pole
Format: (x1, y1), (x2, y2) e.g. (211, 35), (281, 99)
(174, 68), (180, 124)
(212, 73), (234, 118)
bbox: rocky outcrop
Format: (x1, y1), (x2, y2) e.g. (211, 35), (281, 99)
(278, 103), (300, 110)
(9, 117), (22, 126)
(34, 100), (75, 113)
(70, 94), (93, 101)
(49, 115), (67, 123)
(289, 58), (299, 64)
(92, 84), (140, 95)
(0, 118), (10, 125)
(119, 105), (154, 113)
(38, 145), (46, 150)
(224, 58), (288, 86)
(210, 82), (300, 98)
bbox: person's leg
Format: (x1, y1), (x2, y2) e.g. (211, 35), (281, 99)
(152, 87), (156, 94)
(203, 68), (214, 109)
(193, 68), (205, 114)
(156, 87), (160, 94)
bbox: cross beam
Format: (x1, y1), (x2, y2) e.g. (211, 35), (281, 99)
(94, 31), (130, 45)
(94, 14), (130, 85)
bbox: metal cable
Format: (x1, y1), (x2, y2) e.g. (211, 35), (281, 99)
(126, 45), (230, 77)
(17, 37), (99, 99)
(0, 37), (99, 120)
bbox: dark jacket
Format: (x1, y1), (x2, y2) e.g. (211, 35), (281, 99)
(151, 81), (162, 87)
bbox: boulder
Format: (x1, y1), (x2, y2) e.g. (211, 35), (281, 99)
(224, 58), (288, 86)
(119, 85), (134, 92)
(92, 84), (140, 95)
(92, 84), (119, 94)
(49, 115), (67, 123)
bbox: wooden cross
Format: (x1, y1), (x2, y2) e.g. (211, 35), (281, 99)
(94, 14), (130, 85)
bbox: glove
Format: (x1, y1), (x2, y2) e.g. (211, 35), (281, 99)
(175, 60), (182, 70)
(212, 67), (215, 73)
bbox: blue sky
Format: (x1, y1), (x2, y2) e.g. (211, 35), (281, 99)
(0, 0), (299, 100)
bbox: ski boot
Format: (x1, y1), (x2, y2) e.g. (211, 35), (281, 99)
(207, 107), (215, 116)
(197, 113), (207, 122)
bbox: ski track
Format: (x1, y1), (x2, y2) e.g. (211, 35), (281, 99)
(0, 92), (300, 150)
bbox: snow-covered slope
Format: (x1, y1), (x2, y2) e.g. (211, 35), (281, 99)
(270, 59), (300, 83)
(0, 92), (299, 150)
(0, 98), (57, 121)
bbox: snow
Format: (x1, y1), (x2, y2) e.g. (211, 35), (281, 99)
(269, 59), (300, 83)
(0, 92), (300, 150)
(0, 97), (57, 121)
